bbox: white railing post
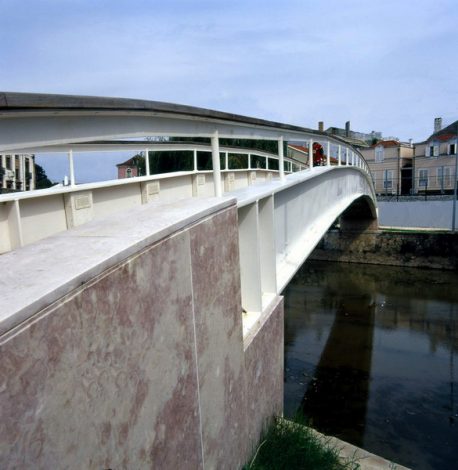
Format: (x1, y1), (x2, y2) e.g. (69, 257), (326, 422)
(68, 149), (75, 186)
(309, 138), (314, 169)
(338, 145), (342, 166)
(211, 131), (222, 197)
(279, 136), (285, 180)
(145, 148), (150, 176)
(193, 149), (198, 172)
(326, 141), (331, 166)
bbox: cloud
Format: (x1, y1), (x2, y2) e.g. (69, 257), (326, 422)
(2, 0), (458, 180)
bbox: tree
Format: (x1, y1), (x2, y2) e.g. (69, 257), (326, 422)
(35, 163), (54, 189)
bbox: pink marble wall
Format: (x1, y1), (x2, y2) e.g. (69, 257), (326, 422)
(0, 232), (203, 469)
(190, 206), (248, 468)
(0, 204), (284, 469)
(244, 297), (284, 452)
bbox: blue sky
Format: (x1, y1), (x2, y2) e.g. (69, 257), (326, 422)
(1, 0), (457, 182)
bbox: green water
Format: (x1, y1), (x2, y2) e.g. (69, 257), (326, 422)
(283, 260), (458, 470)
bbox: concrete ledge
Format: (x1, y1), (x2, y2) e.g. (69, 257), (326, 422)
(0, 196), (235, 336)
(311, 429), (411, 470)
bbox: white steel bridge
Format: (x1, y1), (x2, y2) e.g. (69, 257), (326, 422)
(0, 92), (377, 469)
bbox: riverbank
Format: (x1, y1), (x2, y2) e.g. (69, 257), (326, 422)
(309, 228), (458, 270)
(244, 417), (409, 470)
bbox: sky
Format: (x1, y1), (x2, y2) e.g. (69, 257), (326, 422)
(1, 0), (457, 183)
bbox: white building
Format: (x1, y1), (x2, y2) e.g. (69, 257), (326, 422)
(0, 154), (36, 192)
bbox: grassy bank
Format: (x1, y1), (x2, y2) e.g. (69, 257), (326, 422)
(244, 417), (359, 470)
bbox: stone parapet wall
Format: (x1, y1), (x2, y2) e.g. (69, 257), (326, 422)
(0, 197), (284, 469)
(310, 229), (458, 270)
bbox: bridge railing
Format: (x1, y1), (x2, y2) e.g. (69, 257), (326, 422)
(0, 144), (304, 252)
(0, 93), (376, 325)
(0, 139), (373, 255)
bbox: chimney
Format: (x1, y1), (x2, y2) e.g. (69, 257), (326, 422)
(409, 138), (413, 147)
(345, 121), (351, 137)
(318, 121), (324, 132)
(434, 117), (442, 133)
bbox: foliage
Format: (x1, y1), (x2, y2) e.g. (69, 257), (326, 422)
(244, 417), (359, 470)
(130, 150), (194, 175)
(168, 137), (281, 156)
(129, 137), (285, 175)
(35, 163), (54, 189)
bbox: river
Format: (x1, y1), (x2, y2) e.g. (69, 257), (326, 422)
(283, 260), (457, 470)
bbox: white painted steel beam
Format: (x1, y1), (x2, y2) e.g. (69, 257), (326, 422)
(68, 150), (75, 186)
(238, 202), (262, 313)
(309, 139), (313, 169)
(278, 136), (285, 181)
(211, 131), (222, 197)
(145, 148), (150, 176)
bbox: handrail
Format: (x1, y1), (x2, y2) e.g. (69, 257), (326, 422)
(0, 92), (375, 199)
(0, 145), (309, 203)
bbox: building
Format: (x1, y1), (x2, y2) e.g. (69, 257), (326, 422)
(0, 153), (35, 192)
(116, 155), (143, 179)
(322, 121), (381, 148)
(360, 140), (414, 195)
(413, 118), (458, 194)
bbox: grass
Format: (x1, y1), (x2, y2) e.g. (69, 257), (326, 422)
(243, 417), (360, 470)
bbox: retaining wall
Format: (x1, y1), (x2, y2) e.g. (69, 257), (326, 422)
(310, 229), (458, 270)
(378, 200), (458, 229)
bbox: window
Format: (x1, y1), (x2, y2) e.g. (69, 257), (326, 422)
(383, 169), (393, 189)
(5, 155), (11, 170)
(437, 167), (451, 188)
(426, 144), (439, 157)
(419, 169), (429, 187)
(375, 145), (384, 163)
(126, 168), (132, 178)
(449, 143), (456, 155)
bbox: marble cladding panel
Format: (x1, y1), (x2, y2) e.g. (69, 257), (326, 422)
(244, 297), (284, 453)
(189, 206), (248, 469)
(0, 232), (203, 470)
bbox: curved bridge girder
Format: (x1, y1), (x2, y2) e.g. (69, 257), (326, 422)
(235, 165), (377, 312)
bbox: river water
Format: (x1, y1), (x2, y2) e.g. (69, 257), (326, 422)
(283, 260), (458, 470)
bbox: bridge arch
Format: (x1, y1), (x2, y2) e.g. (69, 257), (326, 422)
(339, 195), (378, 232)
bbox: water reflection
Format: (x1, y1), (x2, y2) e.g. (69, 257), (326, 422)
(284, 261), (458, 470)
(301, 291), (375, 448)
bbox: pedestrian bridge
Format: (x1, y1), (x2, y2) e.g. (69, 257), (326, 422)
(0, 93), (377, 469)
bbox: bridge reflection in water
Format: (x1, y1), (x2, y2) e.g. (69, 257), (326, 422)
(284, 260), (458, 470)
(300, 287), (375, 448)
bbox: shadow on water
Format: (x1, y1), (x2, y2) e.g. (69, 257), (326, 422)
(300, 290), (375, 448)
(283, 260), (458, 470)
